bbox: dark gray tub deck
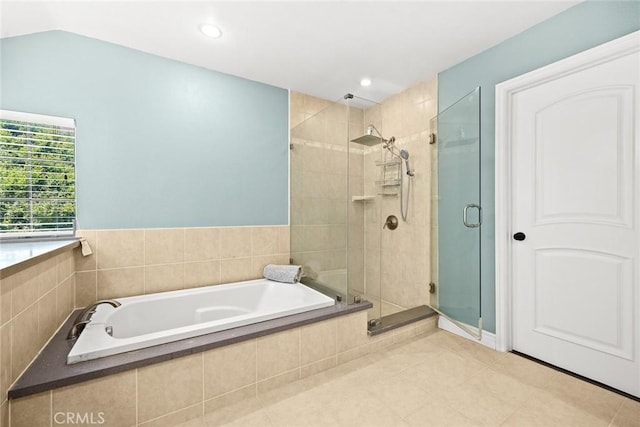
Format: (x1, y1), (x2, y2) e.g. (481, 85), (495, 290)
(9, 300), (372, 399)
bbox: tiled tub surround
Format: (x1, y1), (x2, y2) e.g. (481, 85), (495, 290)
(9, 309), (437, 427)
(74, 226), (290, 307)
(0, 249), (76, 426)
(0, 225), (288, 425)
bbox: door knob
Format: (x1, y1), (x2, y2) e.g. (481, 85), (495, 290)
(513, 232), (526, 241)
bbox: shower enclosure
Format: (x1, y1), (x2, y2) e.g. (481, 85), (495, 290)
(290, 91), (435, 331)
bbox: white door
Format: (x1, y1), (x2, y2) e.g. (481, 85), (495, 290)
(510, 33), (640, 396)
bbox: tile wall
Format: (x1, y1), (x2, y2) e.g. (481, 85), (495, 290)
(9, 312), (436, 427)
(74, 226), (290, 307)
(363, 78), (437, 313)
(291, 78), (437, 318)
(1, 225), (289, 426)
(289, 92), (366, 297)
(0, 250), (76, 426)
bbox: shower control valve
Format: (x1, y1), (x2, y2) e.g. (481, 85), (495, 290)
(383, 215), (399, 230)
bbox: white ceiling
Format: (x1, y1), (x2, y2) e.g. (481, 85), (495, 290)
(0, 1), (580, 103)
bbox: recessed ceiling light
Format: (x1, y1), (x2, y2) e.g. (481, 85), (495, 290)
(360, 78), (372, 87)
(200, 24), (222, 39)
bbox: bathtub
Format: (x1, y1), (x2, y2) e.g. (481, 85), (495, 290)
(67, 279), (335, 364)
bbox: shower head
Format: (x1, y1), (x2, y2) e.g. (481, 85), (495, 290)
(350, 124), (390, 147)
(400, 149), (415, 176)
(350, 134), (385, 146)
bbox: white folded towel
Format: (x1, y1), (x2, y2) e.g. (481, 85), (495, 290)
(263, 264), (302, 283)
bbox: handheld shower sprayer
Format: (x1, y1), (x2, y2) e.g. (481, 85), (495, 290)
(400, 149), (414, 176)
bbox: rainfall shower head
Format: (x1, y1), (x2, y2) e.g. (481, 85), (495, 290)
(350, 134), (384, 146)
(350, 124), (391, 147)
(400, 149), (415, 176)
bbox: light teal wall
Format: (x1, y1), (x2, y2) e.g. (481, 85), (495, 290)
(0, 31), (289, 229)
(438, 1), (640, 333)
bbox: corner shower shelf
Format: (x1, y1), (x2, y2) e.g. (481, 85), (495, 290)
(375, 159), (401, 167)
(375, 179), (401, 187)
(351, 195), (376, 202)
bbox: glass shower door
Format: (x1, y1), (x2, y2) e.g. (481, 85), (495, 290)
(430, 87), (482, 337)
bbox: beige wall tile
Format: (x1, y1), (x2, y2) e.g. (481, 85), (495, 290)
(336, 342), (371, 365)
(37, 289), (57, 347)
(278, 227), (290, 254)
(55, 275), (74, 326)
(393, 326), (417, 344)
(358, 77), (436, 311)
(203, 384), (257, 416)
(220, 227), (252, 259)
(145, 264), (184, 294)
(257, 329), (300, 380)
(35, 257), (57, 299)
(301, 356), (336, 379)
(185, 227), (220, 262)
(326, 101), (347, 125)
(97, 267), (144, 300)
(74, 230), (97, 271)
(0, 276), (11, 326)
(56, 251), (75, 284)
(184, 261), (220, 288)
(256, 369), (300, 394)
(53, 370), (136, 427)
(96, 229), (144, 269)
(300, 319), (336, 365)
(10, 390), (51, 427)
(145, 228), (185, 265)
(0, 323), (11, 402)
(75, 271), (97, 308)
(139, 403), (203, 427)
(0, 399), (7, 427)
(367, 333), (396, 353)
(11, 268), (39, 318)
(415, 317), (437, 336)
(204, 340), (256, 399)
(138, 354), (203, 422)
(11, 304), (38, 380)
(252, 227), (279, 256)
(220, 258), (253, 283)
(336, 311), (368, 353)
(304, 95), (331, 117)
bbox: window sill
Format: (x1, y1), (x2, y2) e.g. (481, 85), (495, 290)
(0, 239), (80, 276)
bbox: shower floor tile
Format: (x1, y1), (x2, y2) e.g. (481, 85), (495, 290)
(175, 330), (637, 427)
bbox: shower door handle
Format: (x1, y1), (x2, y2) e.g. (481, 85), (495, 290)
(463, 204), (482, 228)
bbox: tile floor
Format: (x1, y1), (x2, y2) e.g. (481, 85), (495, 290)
(177, 329), (640, 427)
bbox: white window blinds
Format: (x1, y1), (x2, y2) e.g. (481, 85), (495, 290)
(0, 110), (76, 238)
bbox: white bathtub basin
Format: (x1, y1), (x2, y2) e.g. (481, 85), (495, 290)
(67, 279), (335, 364)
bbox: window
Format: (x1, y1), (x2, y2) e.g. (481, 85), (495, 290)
(0, 110), (76, 239)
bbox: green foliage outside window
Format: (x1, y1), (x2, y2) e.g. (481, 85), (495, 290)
(0, 116), (76, 235)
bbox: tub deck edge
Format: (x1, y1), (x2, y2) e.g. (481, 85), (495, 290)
(8, 300), (372, 399)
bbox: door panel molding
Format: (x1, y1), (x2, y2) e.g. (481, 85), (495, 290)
(534, 86), (634, 228)
(533, 248), (633, 360)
